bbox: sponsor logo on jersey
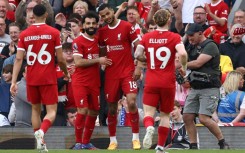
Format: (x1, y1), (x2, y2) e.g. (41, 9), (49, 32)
(106, 45), (124, 52)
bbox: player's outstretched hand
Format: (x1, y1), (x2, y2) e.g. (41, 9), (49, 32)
(99, 57), (112, 66)
(10, 83), (18, 97)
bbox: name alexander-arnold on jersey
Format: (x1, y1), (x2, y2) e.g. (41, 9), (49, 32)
(149, 38), (168, 44)
(24, 35), (52, 41)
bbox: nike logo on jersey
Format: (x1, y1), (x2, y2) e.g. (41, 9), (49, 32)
(104, 38), (108, 41)
(130, 89), (136, 92)
(88, 47), (93, 50)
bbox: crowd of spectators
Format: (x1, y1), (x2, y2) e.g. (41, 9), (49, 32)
(0, 0), (244, 149)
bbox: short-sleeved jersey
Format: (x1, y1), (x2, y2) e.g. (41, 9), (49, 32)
(72, 33), (100, 87)
(18, 23), (61, 86)
(207, 1), (229, 33)
(98, 20), (138, 79)
(139, 29), (182, 88)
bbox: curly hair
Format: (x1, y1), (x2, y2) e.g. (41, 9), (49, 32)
(153, 9), (171, 27)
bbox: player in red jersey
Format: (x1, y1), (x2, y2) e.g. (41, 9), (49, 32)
(71, 11), (112, 150)
(135, 9), (187, 153)
(10, 4), (69, 153)
(98, 3), (142, 150)
(205, 0), (229, 33)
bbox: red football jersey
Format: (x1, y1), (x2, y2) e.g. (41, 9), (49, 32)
(139, 29), (182, 88)
(98, 20), (138, 79)
(72, 33), (100, 87)
(207, 1), (229, 33)
(18, 23), (62, 86)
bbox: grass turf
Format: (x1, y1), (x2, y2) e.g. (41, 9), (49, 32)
(0, 150), (244, 153)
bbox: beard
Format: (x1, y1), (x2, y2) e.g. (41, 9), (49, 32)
(84, 27), (97, 36)
(106, 16), (115, 24)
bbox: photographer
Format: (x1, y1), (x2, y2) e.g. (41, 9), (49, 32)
(183, 23), (229, 149)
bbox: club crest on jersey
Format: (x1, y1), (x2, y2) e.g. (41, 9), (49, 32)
(118, 33), (121, 40)
(222, 10), (228, 15)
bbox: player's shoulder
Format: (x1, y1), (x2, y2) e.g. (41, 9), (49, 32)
(19, 28), (29, 36)
(74, 34), (86, 43)
(98, 25), (109, 32)
(142, 30), (157, 39)
(120, 20), (132, 27)
(167, 31), (181, 39)
(45, 25), (60, 33)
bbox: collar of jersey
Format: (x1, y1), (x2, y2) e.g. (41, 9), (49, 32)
(108, 19), (121, 29)
(156, 29), (168, 32)
(211, 0), (222, 7)
(32, 23), (46, 26)
(81, 33), (94, 41)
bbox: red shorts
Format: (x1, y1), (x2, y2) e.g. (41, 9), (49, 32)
(27, 84), (58, 105)
(105, 75), (137, 103)
(72, 85), (100, 110)
(143, 86), (175, 113)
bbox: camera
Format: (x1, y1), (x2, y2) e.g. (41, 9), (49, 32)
(176, 69), (185, 85)
(188, 71), (210, 83)
(65, 22), (71, 31)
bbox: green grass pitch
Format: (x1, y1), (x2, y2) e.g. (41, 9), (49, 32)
(0, 150), (244, 153)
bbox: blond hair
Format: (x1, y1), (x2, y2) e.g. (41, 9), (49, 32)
(223, 71), (243, 94)
(73, 0), (88, 13)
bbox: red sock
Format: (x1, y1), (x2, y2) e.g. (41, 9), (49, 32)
(129, 110), (139, 133)
(157, 126), (169, 147)
(40, 119), (52, 134)
(107, 113), (117, 136)
(33, 128), (40, 133)
(75, 113), (86, 143)
(143, 116), (154, 128)
(82, 116), (97, 144)
(125, 113), (131, 126)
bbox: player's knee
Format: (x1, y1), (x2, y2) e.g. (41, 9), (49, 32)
(108, 109), (117, 115)
(108, 103), (118, 115)
(77, 108), (88, 114)
(88, 110), (99, 116)
(127, 102), (137, 112)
